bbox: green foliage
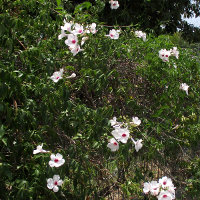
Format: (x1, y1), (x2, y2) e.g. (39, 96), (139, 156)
(1, 0), (200, 199)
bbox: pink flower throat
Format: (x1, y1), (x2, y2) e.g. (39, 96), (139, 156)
(54, 159), (59, 163)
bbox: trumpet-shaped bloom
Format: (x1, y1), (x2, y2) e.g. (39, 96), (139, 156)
(150, 181), (160, 196)
(71, 23), (84, 35)
(111, 127), (130, 143)
(109, 1), (119, 9)
(81, 36), (89, 46)
(66, 73), (76, 79)
(86, 23), (97, 34)
(170, 47), (179, 59)
(130, 117), (141, 126)
(49, 153), (65, 168)
(65, 34), (78, 48)
(58, 29), (67, 40)
(33, 144), (49, 154)
(157, 190), (175, 200)
(159, 49), (171, 62)
(180, 83), (189, 95)
(105, 29), (120, 39)
(107, 138), (119, 151)
(61, 22), (72, 32)
(131, 138), (143, 152)
(50, 68), (64, 83)
(135, 31), (146, 41)
(47, 175), (63, 192)
(70, 45), (83, 56)
(159, 176), (173, 189)
(143, 182), (151, 194)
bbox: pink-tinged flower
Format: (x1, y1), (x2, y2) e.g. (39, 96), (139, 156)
(135, 31), (146, 41)
(66, 73), (76, 79)
(81, 36), (89, 46)
(58, 29), (67, 40)
(33, 144), (49, 154)
(130, 117), (141, 127)
(131, 138), (143, 152)
(105, 29), (120, 39)
(170, 47), (179, 59)
(61, 22), (72, 32)
(159, 176), (173, 189)
(159, 49), (171, 62)
(143, 182), (151, 194)
(70, 45), (83, 56)
(65, 34), (78, 48)
(180, 83), (189, 95)
(107, 138), (119, 151)
(157, 190), (175, 200)
(47, 175), (63, 192)
(111, 127), (130, 143)
(71, 23), (84, 35)
(109, 1), (119, 9)
(150, 181), (160, 196)
(49, 153), (65, 168)
(50, 68), (64, 83)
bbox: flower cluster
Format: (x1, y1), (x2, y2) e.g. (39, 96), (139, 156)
(135, 31), (146, 41)
(58, 20), (97, 56)
(159, 47), (179, 62)
(143, 176), (176, 200)
(107, 116), (143, 152)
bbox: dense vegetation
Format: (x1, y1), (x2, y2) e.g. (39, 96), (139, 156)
(0, 0), (200, 199)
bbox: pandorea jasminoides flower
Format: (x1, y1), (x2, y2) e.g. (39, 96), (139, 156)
(49, 153), (65, 168)
(130, 117), (141, 126)
(157, 190), (175, 200)
(66, 73), (76, 79)
(50, 68), (64, 83)
(159, 49), (171, 62)
(109, 117), (123, 128)
(131, 138), (143, 152)
(159, 176), (173, 189)
(107, 138), (119, 151)
(89, 23), (97, 34)
(135, 31), (146, 41)
(47, 175), (63, 192)
(70, 45), (83, 56)
(61, 22), (72, 32)
(71, 23), (84, 35)
(170, 47), (179, 59)
(33, 144), (49, 154)
(150, 181), (160, 196)
(109, 1), (119, 9)
(143, 182), (151, 194)
(180, 83), (189, 95)
(81, 36), (89, 46)
(65, 34), (78, 48)
(111, 127), (130, 143)
(58, 29), (67, 40)
(105, 29), (120, 39)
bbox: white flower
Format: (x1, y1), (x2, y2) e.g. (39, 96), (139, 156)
(143, 182), (151, 194)
(66, 73), (76, 79)
(180, 83), (189, 95)
(111, 127), (130, 143)
(61, 22), (72, 32)
(135, 31), (146, 41)
(81, 36), (89, 46)
(33, 144), (49, 154)
(109, 117), (123, 128)
(159, 49), (171, 62)
(109, 1), (119, 9)
(150, 181), (160, 196)
(89, 23), (97, 34)
(159, 176), (173, 189)
(50, 68), (64, 83)
(58, 29), (67, 40)
(47, 175), (63, 192)
(105, 29), (120, 39)
(65, 34), (78, 48)
(71, 23), (84, 35)
(130, 117), (141, 127)
(70, 45), (83, 56)
(49, 153), (65, 168)
(157, 190), (175, 200)
(170, 47), (179, 59)
(107, 138), (119, 151)
(131, 138), (143, 152)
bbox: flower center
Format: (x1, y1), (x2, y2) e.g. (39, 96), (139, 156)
(163, 181), (167, 185)
(122, 133), (126, 137)
(79, 30), (82, 33)
(165, 55), (169, 57)
(162, 54), (164, 57)
(56, 77), (60, 79)
(54, 158), (59, 163)
(113, 142), (118, 146)
(110, 34), (114, 37)
(163, 195), (168, 198)
(54, 181), (58, 185)
(72, 40), (76, 44)
(113, 3), (116, 6)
